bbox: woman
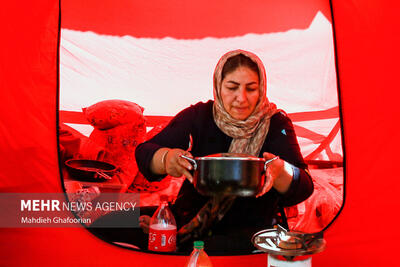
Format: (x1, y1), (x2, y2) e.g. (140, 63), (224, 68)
(135, 49), (314, 254)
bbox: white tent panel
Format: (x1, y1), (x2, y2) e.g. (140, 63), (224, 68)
(60, 12), (341, 159)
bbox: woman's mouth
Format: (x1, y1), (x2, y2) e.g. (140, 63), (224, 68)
(233, 106), (249, 112)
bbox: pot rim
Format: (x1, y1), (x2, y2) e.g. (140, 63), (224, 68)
(195, 156), (265, 161)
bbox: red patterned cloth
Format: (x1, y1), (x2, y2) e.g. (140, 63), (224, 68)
(83, 100), (145, 130)
(83, 99), (150, 188)
(89, 122), (146, 187)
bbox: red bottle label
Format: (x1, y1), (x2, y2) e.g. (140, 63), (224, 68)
(148, 224), (177, 252)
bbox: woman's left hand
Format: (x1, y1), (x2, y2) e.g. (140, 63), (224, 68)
(256, 152), (293, 197)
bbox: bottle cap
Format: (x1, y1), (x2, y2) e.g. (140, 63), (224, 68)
(194, 241), (204, 249)
(159, 195), (169, 202)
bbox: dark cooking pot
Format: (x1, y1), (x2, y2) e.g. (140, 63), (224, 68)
(180, 153), (278, 197)
(65, 159), (116, 181)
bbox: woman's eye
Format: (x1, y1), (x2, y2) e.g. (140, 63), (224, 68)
(246, 87), (257, 92)
(227, 87), (238, 90)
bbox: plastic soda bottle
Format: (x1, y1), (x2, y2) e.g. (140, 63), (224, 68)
(185, 241), (213, 267)
(148, 195), (177, 252)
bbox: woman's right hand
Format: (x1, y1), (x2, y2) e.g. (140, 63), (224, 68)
(164, 148), (194, 183)
(139, 215), (151, 234)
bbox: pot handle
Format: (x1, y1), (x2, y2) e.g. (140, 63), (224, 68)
(264, 156), (280, 172)
(180, 155), (197, 171)
(95, 171), (112, 180)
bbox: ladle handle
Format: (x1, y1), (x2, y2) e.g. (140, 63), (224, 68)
(264, 156), (280, 172)
(180, 155), (197, 171)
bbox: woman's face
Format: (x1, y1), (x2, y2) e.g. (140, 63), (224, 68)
(220, 66), (260, 120)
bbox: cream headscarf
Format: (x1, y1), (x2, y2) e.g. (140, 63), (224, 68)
(213, 49), (278, 156)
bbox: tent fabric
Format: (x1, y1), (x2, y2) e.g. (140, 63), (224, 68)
(59, 12), (341, 161)
(58, 0), (343, 237)
(60, 0), (333, 39)
(1, 0), (399, 266)
(0, 0), (60, 193)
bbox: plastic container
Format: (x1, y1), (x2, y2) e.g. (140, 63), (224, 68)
(148, 195), (177, 252)
(185, 241), (213, 267)
(268, 254), (312, 267)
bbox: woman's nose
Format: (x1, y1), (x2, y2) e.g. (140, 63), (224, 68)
(236, 87), (247, 102)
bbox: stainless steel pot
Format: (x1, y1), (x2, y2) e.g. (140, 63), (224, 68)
(180, 153), (278, 197)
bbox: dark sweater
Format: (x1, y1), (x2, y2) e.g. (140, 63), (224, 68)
(135, 100), (313, 250)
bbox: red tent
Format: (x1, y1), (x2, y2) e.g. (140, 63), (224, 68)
(0, 0), (398, 266)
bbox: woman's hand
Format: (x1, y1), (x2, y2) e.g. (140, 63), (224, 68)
(150, 147), (194, 183)
(256, 152), (294, 197)
(164, 149), (194, 183)
(139, 215), (151, 234)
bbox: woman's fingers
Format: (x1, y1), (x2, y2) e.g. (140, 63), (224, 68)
(256, 152), (282, 198)
(178, 151), (195, 182)
(263, 152), (283, 171)
(181, 168), (194, 183)
(256, 186), (268, 198)
(263, 152), (277, 161)
(139, 215), (151, 234)
(165, 149), (194, 182)
(256, 173), (274, 198)
(170, 161), (194, 183)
